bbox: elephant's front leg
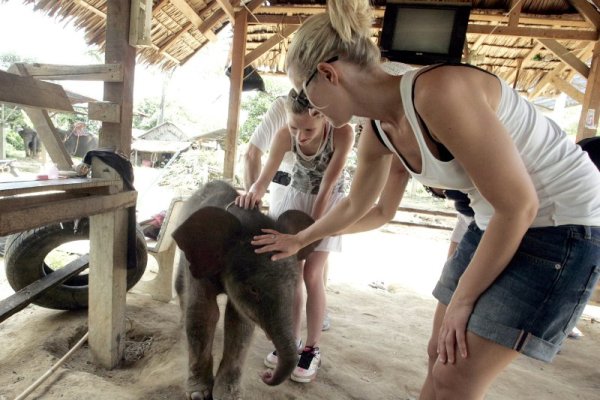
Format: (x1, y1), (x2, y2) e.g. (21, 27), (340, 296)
(212, 300), (255, 400)
(184, 280), (220, 400)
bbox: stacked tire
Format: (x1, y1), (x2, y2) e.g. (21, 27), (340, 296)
(4, 218), (147, 310)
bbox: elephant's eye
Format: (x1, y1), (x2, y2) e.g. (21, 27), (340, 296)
(247, 286), (260, 301)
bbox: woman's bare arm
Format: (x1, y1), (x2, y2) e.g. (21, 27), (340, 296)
(236, 127), (291, 209)
(311, 124), (354, 219)
(338, 156), (409, 235)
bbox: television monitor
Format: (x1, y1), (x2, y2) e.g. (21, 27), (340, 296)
(379, 0), (471, 65)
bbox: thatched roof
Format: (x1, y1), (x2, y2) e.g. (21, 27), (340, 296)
(16, 0), (600, 100)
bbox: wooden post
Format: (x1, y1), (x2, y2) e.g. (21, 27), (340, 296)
(577, 41), (600, 141)
(0, 104), (5, 159)
(102, 0), (136, 155)
(223, 9), (248, 180)
(88, 158), (128, 369)
(89, 0), (136, 369)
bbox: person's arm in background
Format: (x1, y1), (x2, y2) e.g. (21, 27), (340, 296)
(244, 143), (263, 191)
(311, 124), (355, 220)
(338, 156), (409, 234)
(242, 96), (288, 191)
(236, 127), (292, 209)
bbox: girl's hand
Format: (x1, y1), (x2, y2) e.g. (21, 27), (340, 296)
(252, 229), (303, 261)
(235, 191), (262, 210)
(437, 298), (474, 364)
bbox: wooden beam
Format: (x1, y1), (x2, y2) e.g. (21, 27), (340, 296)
(255, 6), (590, 28)
(178, 0), (264, 68)
(129, 0), (154, 47)
(19, 108), (74, 170)
(152, 0), (170, 15)
(223, 9), (247, 180)
(0, 191), (136, 236)
(244, 25), (297, 67)
(0, 178), (120, 198)
(73, 0), (106, 18)
(564, 43), (595, 86)
(0, 69), (74, 113)
(12, 63), (123, 82)
(252, 14), (597, 41)
(170, 0), (217, 41)
(550, 74), (585, 103)
(7, 61), (75, 169)
(567, 0), (600, 30)
(508, 0), (523, 28)
(468, 24), (598, 41)
(470, 11), (589, 28)
(513, 57), (524, 89)
(216, 0), (236, 23)
(537, 38), (590, 78)
(0, 255), (90, 324)
(577, 41), (600, 140)
(89, 101), (121, 123)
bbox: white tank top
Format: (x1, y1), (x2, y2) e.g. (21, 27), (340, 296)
(374, 65), (600, 229)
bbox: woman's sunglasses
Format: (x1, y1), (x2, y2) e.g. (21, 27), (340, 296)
(294, 56), (339, 109)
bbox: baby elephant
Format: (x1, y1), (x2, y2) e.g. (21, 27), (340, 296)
(173, 180), (318, 400)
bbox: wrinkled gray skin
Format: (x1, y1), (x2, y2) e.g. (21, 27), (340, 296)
(17, 127), (40, 158)
(57, 128), (99, 157)
(173, 180), (318, 400)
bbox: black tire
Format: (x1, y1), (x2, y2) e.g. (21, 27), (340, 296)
(4, 218), (147, 310)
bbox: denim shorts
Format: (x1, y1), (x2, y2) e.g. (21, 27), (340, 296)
(433, 223), (600, 362)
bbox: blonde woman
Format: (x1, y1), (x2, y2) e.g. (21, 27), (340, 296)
(251, 0), (600, 398)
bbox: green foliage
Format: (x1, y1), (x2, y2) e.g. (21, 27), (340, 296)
(5, 129), (24, 151)
(133, 98), (161, 130)
(239, 91), (277, 143)
(133, 97), (197, 131)
(239, 75), (291, 144)
(2, 105), (27, 131)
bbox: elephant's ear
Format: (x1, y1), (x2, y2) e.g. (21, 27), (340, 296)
(172, 206), (242, 279)
(275, 210), (321, 261)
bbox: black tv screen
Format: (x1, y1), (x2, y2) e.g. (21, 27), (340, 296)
(379, 1), (471, 65)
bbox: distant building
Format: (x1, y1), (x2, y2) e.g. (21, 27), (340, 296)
(132, 122), (192, 167)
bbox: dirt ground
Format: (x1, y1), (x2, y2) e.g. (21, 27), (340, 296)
(0, 165), (599, 399)
(1, 223), (599, 400)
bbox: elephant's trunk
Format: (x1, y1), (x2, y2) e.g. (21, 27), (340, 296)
(261, 329), (298, 386)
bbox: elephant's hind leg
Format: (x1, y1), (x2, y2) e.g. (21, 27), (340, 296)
(184, 280), (220, 400)
(213, 300), (255, 400)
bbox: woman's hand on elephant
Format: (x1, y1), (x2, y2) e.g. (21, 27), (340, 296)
(436, 298), (474, 364)
(252, 229), (303, 261)
(235, 191), (262, 210)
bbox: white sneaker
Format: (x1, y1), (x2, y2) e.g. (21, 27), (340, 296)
(264, 339), (302, 369)
(290, 346), (321, 383)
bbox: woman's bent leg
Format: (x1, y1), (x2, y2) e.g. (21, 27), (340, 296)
(430, 333), (518, 400)
(420, 302), (447, 400)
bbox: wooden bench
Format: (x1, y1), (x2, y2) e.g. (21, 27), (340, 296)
(135, 196), (185, 302)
